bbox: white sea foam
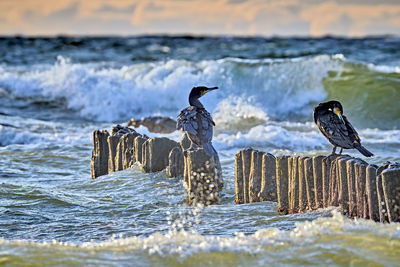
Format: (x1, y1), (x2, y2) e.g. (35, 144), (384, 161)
(0, 55), (343, 122)
(0, 115), (94, 146)
(213, 96), (269, 130)
(367, 63), (400, 74)
(214, 123), (326, 152)
(0, 211), (398, 259)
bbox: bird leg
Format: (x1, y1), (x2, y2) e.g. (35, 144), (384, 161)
(338, 147), (343, 155)
(330, 146), (337, 156)
(324, 146), (337, 162)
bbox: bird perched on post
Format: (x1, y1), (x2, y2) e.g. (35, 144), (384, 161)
(313, 100), (373, 157)
(177, 86), (219, 156)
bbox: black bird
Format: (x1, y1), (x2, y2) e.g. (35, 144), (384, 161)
(177, 86), (219, 156)
(313, 100), (373, 157)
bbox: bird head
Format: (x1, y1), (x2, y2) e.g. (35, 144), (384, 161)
(190, 86), (219, 99)
(327, 100), (345, 123)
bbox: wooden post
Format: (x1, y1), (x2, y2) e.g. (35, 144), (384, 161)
(355, 161), (368, 218)
(312, 156), (324, 209)
(166, 146), (184, 178)
(381, 168), (400, 222)
(91, 130), (110, 178)
(288, 156), (300, 213)
(303, 157), (314, 210)
(187, 149), (222, 206)
(346, 159), (357, 218)
(259, 153), (277, 202)
(235, 151), (244, 204)
(134, 136), (147, 165)
(276, 156), (289, 214)
(328, 156), (341, 207)
(107, 135), (121, 173)
(142, 137), (179, 173)
(322, 155), (338, 207)
(298, 157), (308, 212)
(366, 165), (379, 221)
(249, 150), (263, 203)
(241, 149), (253, 204)
(337, 156), (351, 215)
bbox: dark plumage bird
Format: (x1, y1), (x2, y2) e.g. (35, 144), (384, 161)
(177, 86), (219, 156)
(313, 100), (373, 157)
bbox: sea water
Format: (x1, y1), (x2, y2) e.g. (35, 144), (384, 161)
(0, 36), (399, 266)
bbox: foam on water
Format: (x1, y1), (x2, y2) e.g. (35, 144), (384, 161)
(0, 211), (399, 264)
(0, 55), (343, 122)
(0, 115), (95, 146)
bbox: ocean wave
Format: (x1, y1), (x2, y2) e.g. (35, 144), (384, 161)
(214, 123), (325, 152)
(212, 121), (400, 156)
(0, 212), (399, 265)
(1, 54), (399, 129)
(0, 116), (94, 146)
(0, 55), (342, 123)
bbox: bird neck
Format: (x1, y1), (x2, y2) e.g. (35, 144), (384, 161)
(189, 96), (204, 109)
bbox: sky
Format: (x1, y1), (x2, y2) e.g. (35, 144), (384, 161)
(0, 0), (399, 37)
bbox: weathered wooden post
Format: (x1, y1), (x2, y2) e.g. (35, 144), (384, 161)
(241, 148), (253, 204)
(303, 157), (314, 210)
(122, 132), (139, 169)
(114, 139), (124, 172)
(142, 137), (179, 173)
(134, 136), (148, 165)
(166, 146), (184, 178)
(366, 165), (379, 221)
(259, 153), (277, 202)
(322, 155), (338, 207)
(276, 155), (289, 214)
(312, 156), (324, 209)
(186, 148), (223, 206)
(107, 135), (121, 173)
(288, 156), (300, 213)
(381, 167), (400, 222)
(249, 150), (264, 203)
(235, 151), (244, 204)
(376, 172), (389, 222)
(91, 130), (110, 178)
(355, 161), (368, 218)
(337, 156), (350, 214)
(328, 157), (339, 207)
(298, 157), (308, 212)
(346, 159), (358, 217)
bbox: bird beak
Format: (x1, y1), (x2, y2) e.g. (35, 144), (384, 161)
(202, 86), (218, 96)
(334, 108), (345, 123)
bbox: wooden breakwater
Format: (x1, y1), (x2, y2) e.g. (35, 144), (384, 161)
(91, 125), (223, 205)
(235, 148), (400, 223)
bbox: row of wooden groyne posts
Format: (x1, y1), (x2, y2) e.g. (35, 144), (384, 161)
(91, 125), (400, 223)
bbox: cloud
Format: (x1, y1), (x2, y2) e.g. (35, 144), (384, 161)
(0, 0), (399, 36)
(300, 1), (400, 36)
(96, 4), (136, 14)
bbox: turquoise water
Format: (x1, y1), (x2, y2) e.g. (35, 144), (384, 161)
(0, 36), (400, 266)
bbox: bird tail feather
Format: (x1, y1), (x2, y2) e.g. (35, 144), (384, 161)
(203, 142), (217, 157)
(356, 145), (374, 157)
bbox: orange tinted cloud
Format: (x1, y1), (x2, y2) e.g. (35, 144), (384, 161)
(0, 0), (398, 36)
(301, 1), (400, 36)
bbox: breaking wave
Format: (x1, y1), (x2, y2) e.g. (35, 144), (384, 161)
(0, 212), (399, 266)
(1, 54), (399, 129)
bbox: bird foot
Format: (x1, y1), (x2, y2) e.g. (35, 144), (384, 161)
(323, 153), (337, 162)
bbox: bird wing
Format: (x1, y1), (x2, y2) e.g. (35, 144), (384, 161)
(198, 108), (214, 143)
(343, 115), (361, 143)
(177, 106), (215, 146)
(315, 111), (355, 148)
(177, 107), (198, 135)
